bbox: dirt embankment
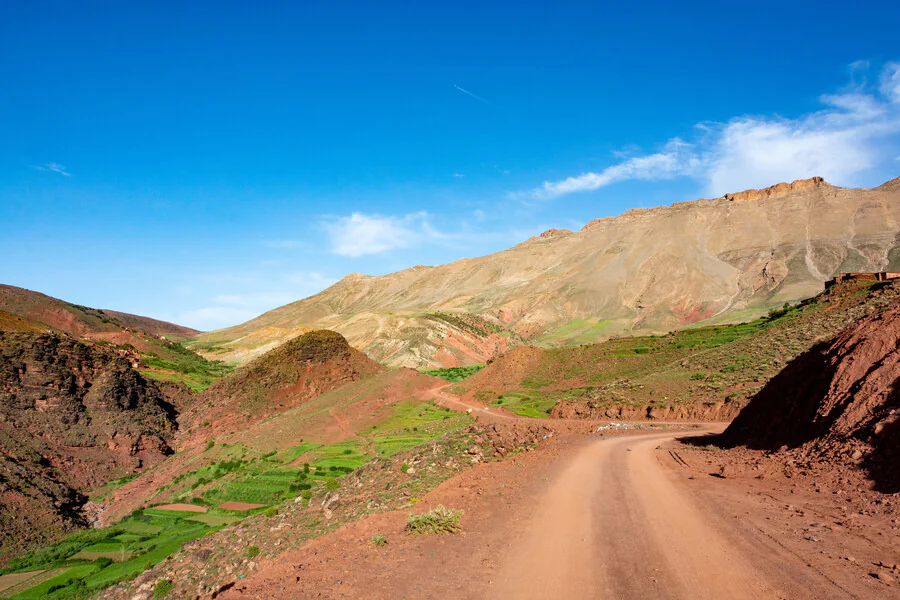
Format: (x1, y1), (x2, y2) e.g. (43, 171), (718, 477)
(550, 400), (742, 422)
(463, 346), (543, 393)
(722, 297), (900, 492)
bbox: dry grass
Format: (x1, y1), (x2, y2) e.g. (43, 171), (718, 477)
(406, 505), (463, 535)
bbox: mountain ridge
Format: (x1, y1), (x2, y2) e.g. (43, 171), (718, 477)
(195, 176), (900, 368)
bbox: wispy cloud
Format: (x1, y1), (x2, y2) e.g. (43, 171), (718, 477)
(516, 60), (900, 199)
(31, 162), (72, 176)
(322, 211), (448, 257)
(517, 139), (700, 200)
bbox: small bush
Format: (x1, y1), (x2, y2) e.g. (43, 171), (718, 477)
(94, 556), (113, 569)
(247, 546), (260, 558)
(154, 579), (174, 598)
(342, 448), (353, 455)
(205, 440), (214, 451)
(370, 534), (387, 546)
(406, 505), (463, 535)
(690, 373), (706, 380)
(264, 507), (278, 517)
(325, 479), (339, 491)
(400, 462), (410, 473)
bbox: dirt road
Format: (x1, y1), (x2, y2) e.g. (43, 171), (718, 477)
(494, 427), (783, 599)
(220, 421), (894, 599)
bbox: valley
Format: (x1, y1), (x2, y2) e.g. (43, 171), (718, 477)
(1, 179), (899, 599)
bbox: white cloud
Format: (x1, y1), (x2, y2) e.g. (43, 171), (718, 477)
(519, 139), (700, 200)
(453, 173), (465, 178)
(518, 60), (900, 199)
(31, 162), (72, 176)
(323, 211), (444, 257)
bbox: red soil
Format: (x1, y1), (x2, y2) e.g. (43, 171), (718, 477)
(153, 503), (207, 513)
(218, 502), (266, 511)
(723, 296), (900, 492)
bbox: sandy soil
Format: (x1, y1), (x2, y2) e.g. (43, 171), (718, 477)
(216, 421), (897, 600)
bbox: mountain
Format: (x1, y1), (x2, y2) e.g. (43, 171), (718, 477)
(721, 290), (900, 492)
(0, 332), (177, 560)
(194, 176), (900, 368)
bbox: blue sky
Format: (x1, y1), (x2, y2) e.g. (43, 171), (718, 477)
(2, 1), (900, 330)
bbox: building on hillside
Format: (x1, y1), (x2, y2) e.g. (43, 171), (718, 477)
(824, 272), (900, 289)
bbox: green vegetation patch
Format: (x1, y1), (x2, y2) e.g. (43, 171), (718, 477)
(491, 392), (556, 418)
(422, 364), (485, 382)
(406, 505), (463, 535)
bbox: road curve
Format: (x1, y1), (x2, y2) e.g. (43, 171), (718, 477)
(493, 427), (792, 600)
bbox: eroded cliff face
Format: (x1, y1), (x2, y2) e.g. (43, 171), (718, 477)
(197, 177), (900, 367)
(0, 332), (177, 559)
(722, 295), (900, 492)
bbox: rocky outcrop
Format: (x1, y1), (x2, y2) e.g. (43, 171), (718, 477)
(0, 332), (177, 561)
(723, 176), (825, 202)
(722, 296), (900, 492)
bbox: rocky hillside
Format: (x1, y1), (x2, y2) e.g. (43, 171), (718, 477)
(0, 332), (178, 561)
(0, 284), (197, 340)
(180, 330), (386, 442)
(457, 279), (900, 422)
(195, 176), (900, 368)
(722, 292), (900, 493)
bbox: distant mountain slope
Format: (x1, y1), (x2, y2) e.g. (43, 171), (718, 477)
(195, 176), (900, 368)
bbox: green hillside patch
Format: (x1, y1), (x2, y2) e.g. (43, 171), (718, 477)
(491, 392), (556, 418)
(422, 364), (485, 382)
(0, 510), (222, 600)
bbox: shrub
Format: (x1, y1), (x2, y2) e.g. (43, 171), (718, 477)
(406, 505), (463, 535)
(264, 507), (278, 517)
(154, 579), (174, 598)
(326, 479), (339, 491)
(400, 462), (410, 473)
(205, 440), (214, 451)
(94, 556), (113, 569)
(690, 373), (706, 380)
(300, 490), (312, 500)
(247, 546), (260, 558)
(370, 534), (387, 546)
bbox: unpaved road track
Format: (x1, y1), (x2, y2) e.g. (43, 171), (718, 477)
(222, 425), (888, 599)
(495, 427), (787, 600)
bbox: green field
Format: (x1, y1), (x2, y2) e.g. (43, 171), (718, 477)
(1, 396), (473, 600)
(0, 512), (219, 600)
